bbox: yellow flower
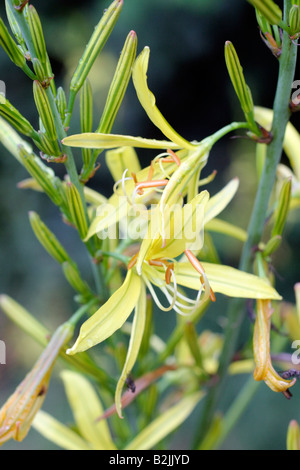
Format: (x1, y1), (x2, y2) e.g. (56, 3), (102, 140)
(253, 299), (296, 394)
(0, 322), (73, 445)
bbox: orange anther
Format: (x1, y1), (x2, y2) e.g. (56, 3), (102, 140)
(165, 263), (174, 285)
(127, 253), (139, 270)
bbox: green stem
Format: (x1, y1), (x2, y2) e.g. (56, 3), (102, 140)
(210, 376), (261, 450)
(204, 121), (249, 147)
(195, 3), (297, 447)
(68, 297), (98, 326)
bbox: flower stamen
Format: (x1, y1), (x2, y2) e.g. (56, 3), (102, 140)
(184, 249), (216, 302)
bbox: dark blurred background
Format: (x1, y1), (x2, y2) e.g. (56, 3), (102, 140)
(0, 0), (300, 450)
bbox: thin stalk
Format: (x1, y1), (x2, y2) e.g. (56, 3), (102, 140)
(204, 121), (249, 147)
(209, 376), (261, 450)
(195, 1), (297, 447)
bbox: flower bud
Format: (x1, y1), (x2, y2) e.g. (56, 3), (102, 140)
(33, 80), (57, 141)
(5, 0), (28, 54)
(0, 17), (26, 69)
(224, 41), (259, 135)
(18, 145), (63, 206)
(184, 321), (204, 370)
(66, 183), (88, 239)
(287, 420), (300, 450)
(247, 0), (282, 26)
(29, 211), (72, 264)
(271, 177), (292, 237)
(69, 0), (123, 96)
(34, 130), (61, 157)
(0, 98), (37, 138)
(96, 30), (137, 134)
(80, 79), (93, 166)
(62, 261), (93, 298)
(56, 87), (67, 123)
(0, 294), (49, 347)
(262, 234), (282, 257)
(0, 322), (73, 444)
(25, 4), (47, 65)
(289, 5), (300, 36)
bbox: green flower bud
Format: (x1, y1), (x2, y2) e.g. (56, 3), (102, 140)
(29, 211), (72, 265)
(18, 145), (62, 205)
(262, 234), (282, 257)
(184, 322), (205, 370)
(272, 177), (292, 237)
(5, 0), (28, 54)
(247, 0), (282, 26)
(0, 98), (37, 138)
(255, 8), (273, 34)
(0, 16), (26, 69)
(33, 80), (57, 141)
(287, 420), (300, 450)
(96, 30), (137, 134)
(25, 4), (47, 65)
(0, 294), (49, 347)
(224, 41), (259, 135)
(289, 5), (300, 36)
(80, 79), (93, 166)
(69, 0), (123, 95)
(66, 183), (88, 239)
(56, 87), (67, 123)
(62, 261), (93, 297)
(32, 58), (46, 83)
(34, 130), (61, 157)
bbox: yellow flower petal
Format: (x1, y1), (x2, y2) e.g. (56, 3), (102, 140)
(115, 282), (147, 419)
(67, 270), (142, 354)
(33, 410), (92, 450)
(132, 47), (196, 150)
(170, 262), (282, 300)
(60, 370), (116, 450)
(62, 132), (180, 150)
(105, 146), (141, 182)
(125, 391), (203, 450)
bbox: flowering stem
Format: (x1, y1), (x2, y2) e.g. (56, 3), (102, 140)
(195, 0), (297, 447)
(209, 376), (261, 450)
(203, 121), (249, 147)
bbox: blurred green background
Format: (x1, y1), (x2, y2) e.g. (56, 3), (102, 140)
(0, 0), (300, 450)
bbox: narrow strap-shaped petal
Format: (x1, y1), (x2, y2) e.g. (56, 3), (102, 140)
(67, 270), (142, 354)
(115, 281), (147, 418)
(167, 262), (282, 300)
(132, 47), (196, 150)
(60, 370), (116, 450)
(124, 391), (203, 450)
